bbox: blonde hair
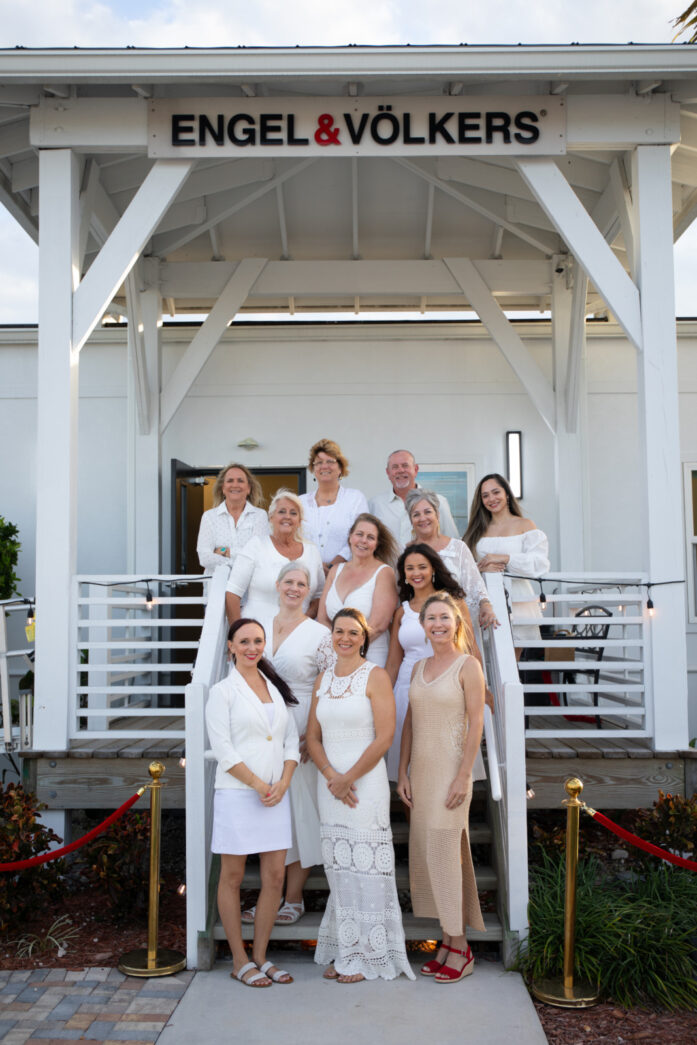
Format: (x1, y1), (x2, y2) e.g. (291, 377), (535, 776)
(308, 438), (350, 478)
(268, 488), (305, 539)
(213, 462), (264, 508)
(419, 593), (469, 653)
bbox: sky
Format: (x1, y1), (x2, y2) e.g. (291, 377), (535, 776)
(0, 0), (695, 323)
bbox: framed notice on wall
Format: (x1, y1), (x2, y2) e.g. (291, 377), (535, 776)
(418, 464), (475, 536)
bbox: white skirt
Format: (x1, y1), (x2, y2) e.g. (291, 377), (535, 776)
(286, 760), (322, 868)
(211, 788), (292, 856)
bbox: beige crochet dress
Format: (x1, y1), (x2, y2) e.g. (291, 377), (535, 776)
(408, 655), (485, 937)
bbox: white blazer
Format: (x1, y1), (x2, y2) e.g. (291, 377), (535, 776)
(206, 666), (300, 791)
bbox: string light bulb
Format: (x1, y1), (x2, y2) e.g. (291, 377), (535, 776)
(646, 585), (654, 616)
(538, 581), (546, 608)
(145, 583), (154, 611)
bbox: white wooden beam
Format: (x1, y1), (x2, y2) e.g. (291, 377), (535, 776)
(110, 157), (274, 210)
(632, 144), (688, 749)
(351, 157), (359, 260)
(151, 158), (314, 257)
(566, 93), (680, 149)
(673, 187), (697, 241)
(127, 287), (162, 572)
(0, 117), (30, 158)
(73, 158), (193, 352)
(424, 182), (434, 259)
(160, 258), (267, 433)
(552, 267), (587, 570)
(566, 265), (588, 434)
(0, 166), (38, 241)
(33, 149), (80, 751)
(125, 263), (150, 434)
(608, 157), (637, 278)
(444, 256), (556, 432)
(158, 258), (553, 299)
(275, 182), (289, 260)
(30, 97), (148, 151)
(516, 158), (642, 349)
(396, 158), (559, 256)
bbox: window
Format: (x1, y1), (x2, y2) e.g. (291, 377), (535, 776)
(418, 464), (475, 536)
(683, 464), (697, 623)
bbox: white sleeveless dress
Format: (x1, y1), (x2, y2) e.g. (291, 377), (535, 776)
(324, 562), (392, 667)
(386, 602), (432, 781)
(314, 661), (414, 980)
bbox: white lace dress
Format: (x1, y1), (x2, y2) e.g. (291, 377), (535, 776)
(314, 661), (415, 980)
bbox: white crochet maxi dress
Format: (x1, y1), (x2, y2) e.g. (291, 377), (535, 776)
(314, 661), (415, 980)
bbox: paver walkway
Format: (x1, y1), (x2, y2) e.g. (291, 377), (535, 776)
(1, 955), (548, 1045)
(0, 967), (194, 1044)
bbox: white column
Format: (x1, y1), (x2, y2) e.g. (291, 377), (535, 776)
(551, 265), (588, 571)
(127, 288), (162, 573)
(632, 145), (689, 750)
(33, 150), (80, 751)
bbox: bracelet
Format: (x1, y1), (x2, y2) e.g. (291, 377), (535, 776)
(319, 763), (331, 774)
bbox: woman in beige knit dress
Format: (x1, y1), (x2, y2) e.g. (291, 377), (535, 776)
(397, 593), (486, 983)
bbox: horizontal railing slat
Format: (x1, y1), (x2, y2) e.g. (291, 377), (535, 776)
(78, 619), (204, 628)
(76, 686), (188, 694)
(521, 683), (644, 692)
(78, 597), (206, 606)
(79, 641), (199, 649)
(522, 638), (644, 648)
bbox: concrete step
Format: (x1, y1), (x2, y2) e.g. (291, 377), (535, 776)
(242, 862), (498, 892)
(215, 910), (503, 944)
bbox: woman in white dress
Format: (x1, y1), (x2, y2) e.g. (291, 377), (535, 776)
(205, 618), (299, 988)
(306, 608), (415, 983)
(225, 489), (324, 625)
(464, 473), (550, 657)
(196, 462), (269, 572)
(405, 489), (498, 633)
(317, 513), (398, 668)
(299, 439), (369, 575)
(384, 543), (478, 781)
(252, 563), (330, 924)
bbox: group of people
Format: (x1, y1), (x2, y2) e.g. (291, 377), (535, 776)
(201, 440), (550, 987)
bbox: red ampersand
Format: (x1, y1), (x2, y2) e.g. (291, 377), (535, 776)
(314, 113), (341, 146)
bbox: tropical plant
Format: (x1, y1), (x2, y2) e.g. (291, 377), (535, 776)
(0, 516), (20, 600)
(634, 789), (697, 857)
(520, 851), (697, 1010)
(80, 810), (151, 915)
(13, 914), (79, 958)
(0, 783), (65, 932)
(674, 1), (697, 41)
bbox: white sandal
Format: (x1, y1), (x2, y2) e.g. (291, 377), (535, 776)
(275, 900), (305, 924)
(232, 961), (271, 988)
(259, 960), (294, 984)
(240, 905), (256, 924)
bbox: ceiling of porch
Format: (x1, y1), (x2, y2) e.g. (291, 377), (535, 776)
(1, 46), (696, 317)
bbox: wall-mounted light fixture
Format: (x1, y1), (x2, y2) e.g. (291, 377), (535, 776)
(237, 437), (260, 450)
(506, 430), (523, 499)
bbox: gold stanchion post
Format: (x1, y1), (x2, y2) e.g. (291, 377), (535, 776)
(531, 777), (599, 1009)
(119, 761), (186, 977)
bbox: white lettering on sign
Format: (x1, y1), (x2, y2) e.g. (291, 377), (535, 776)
(148, 97), (566, 157)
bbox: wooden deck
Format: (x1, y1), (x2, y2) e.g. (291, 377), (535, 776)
(21, 713), (696, 810)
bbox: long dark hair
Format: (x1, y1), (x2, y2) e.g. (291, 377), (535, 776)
(331, 607), (371, 658)
(463, 473), (524, 554)
(397, 543), (465, 603)
(227, 618), (298, 706)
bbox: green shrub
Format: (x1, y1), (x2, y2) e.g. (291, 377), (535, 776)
(80, 810), (150, 916)
(635, 790), (697, 858)
(0, 783), (66, 933)
(520, 851), (697, 1010)
(0, 516), (20, 600)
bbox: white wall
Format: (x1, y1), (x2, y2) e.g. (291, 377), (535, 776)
(1, 317), (696, 737)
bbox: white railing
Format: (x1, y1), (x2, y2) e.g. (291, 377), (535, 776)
(516, 572), (650, 740)
(0, 597), (34, 752)
(481, 574), (529, 959)
(185, 565), (230, 969)
(71, 574), (208, 740)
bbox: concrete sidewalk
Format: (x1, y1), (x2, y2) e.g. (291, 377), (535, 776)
(157, 951), (548, 1045)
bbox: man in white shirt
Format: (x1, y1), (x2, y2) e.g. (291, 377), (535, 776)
(369, 449), (460, 551)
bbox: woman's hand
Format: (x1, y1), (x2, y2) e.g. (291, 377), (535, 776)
(299, 733), (309, 764)
(396, 773), (413, 809)
(327, 771), (358, 807)
(445, 773), (471, 810)
(262, 780), (288, 807)
(214, 546), (231, 558)
(485, 687), (495, 713)
(478, 554), (507, 572)
(478, 599), (499, 630)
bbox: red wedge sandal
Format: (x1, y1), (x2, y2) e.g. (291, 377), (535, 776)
(434, 945), (474, 983)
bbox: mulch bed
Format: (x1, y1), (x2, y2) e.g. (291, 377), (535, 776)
(534, 1000), (697, 1044)
(0, 872), (186, 971)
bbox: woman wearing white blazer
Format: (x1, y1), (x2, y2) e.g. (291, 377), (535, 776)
(206, 618), (300, 989)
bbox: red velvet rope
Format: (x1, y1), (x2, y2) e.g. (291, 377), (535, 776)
(587, 808), (697, 871)
(0, 790), (144, 872)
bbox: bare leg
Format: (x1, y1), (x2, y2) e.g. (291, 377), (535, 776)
(445, 932), (471, 970)
(218, 854), (270, 986)
(283, 861), (310, 906)
(515, 647), (524, 661)
(252, 849), (291, 981)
